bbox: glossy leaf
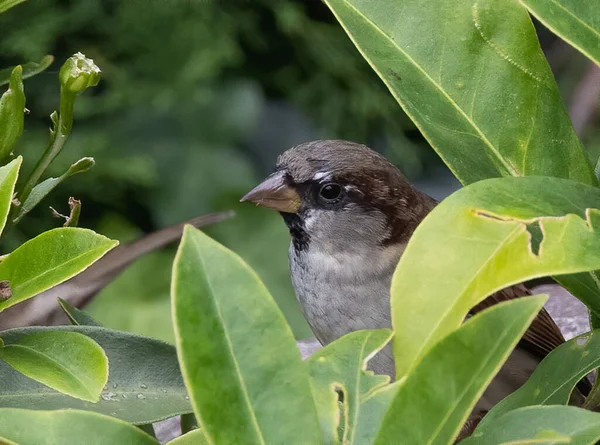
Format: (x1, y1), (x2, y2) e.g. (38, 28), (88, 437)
(0, 157), (21, 237)
(0, 408), (159, 445)
(14, 157), (94, 223)
(58, 297), (101, 326)
(0, 55), (54, 86)
(0, 66), (25, 162)
(323, 0), (595, 186)
(0, 326), (191, 424)
(0, 331), (107, 402)
(391, 176), (600, 379)
(522, 0), (600, 66)
(479, 330), (600, 428)
(307, 329), (392, 445)
(166, 430), (208, 445)
(172, 226), (320, 444)
(375, 296), (546, 445)
(462, 406), (600, 445)
(0, 228), (118, 312)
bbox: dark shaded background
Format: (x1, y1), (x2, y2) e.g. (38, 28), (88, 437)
(1, 0), (597, 341)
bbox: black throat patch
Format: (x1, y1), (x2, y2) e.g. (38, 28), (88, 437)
(280, 212), (309, 252)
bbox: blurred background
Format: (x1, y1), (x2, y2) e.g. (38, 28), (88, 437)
(0, 0), (598, 342)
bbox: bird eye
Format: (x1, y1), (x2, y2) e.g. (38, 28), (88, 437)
(318, 183), (343, 202)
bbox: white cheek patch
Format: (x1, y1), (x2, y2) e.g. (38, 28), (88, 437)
(303, 209), (318, 232)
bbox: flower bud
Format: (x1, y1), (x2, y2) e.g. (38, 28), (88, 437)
(59, 52), (101, 95)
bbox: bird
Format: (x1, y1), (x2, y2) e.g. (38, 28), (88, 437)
(241, 139), (586, 437)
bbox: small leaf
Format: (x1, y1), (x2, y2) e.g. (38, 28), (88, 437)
(0, 66), (25, 162)
(0, 408), (160, 445)
(166, 430), (209, 445)
(14, 157), (94, 223)
(307, 329), (392, 445)
(521, 0), (600, 66)
(479, 330), (600, 428)
(0, 326), (192, 424)
(0, 228), (118, 312)
(0, 55), (54, 86)
(0, 331), (107, 402)
(172, 226), (320, 444)
(462, 406), (600, 445)
(375, 296), (546, 445)
(0, 157), (21, 237)
(353, 381), (401, 445)
(58, 298), (101, 326)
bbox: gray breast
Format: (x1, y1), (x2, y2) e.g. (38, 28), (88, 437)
(289, 242), (404, 375)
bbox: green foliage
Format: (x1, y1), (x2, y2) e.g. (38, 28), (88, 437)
(0, 331), (107, 402)
(391, 176), (600, 378)
(0, 409), (160, 445)
(479, 330), (600, 427)
(0, 326), (191, 424)
(522, 0), (600, 66)
(323, 0), (595, 186)
(58, 297), (101, 326)
(307, 329), (391, 444)
(1, 0), (600, 443)
(463, 406), (600, 445)
(0, 228), (117, 311)
(172, 226), (320, 444)
(0, 67), (24, 163)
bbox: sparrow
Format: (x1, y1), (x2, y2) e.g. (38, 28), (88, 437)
(241, 140), (587, 435)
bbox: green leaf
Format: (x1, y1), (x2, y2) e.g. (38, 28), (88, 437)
(353, 381), (401, 445)
(172, 226), (320, 444)
(0, 66), (25, 162)
(0, 331), (107, 402)
(0, 157), (21, 237)
(58, 298), (101, 326)
(0, 326), (192, 424)
(0, 55), (54, 87)
(322, 0), (595, 186)
(14, 157), (94, 224)
(166, 430), (208, 445)
(307, 329), (392, 445)
(479, 330), (600, 428)
(375, 296), (546, 445)
(0, 0), (26, 14)
(521, 0), (600, 66)
(462, 405), (600, 445)
(0, 408), (159, 445)
(0, 228), (118, 312)
(391, 176), (600, 379)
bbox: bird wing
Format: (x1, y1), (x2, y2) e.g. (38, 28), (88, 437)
(470, 283), (565, 358)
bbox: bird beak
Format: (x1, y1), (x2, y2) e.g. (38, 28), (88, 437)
(240, 171), (301, 213)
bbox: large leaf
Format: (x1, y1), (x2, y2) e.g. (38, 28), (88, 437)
(0, 408), (159, 445)
(521, 0), (600, 66)
(0, 326), (191, 424)
(0, 331), (107, 402)
(0, 156), (21, 237)
(478, 330), (600, 428)
(307, 329), (392, 445)
(322, 0), (595, 185)
(0, 228), (118, 312)
(172, 226), (320, 444)
(375, 296), (546, 445)
(462, 406), (600, 445)
(0, 55), (54, 87)
(353, 381), (401, 445)
(391, 176), (600, 379)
